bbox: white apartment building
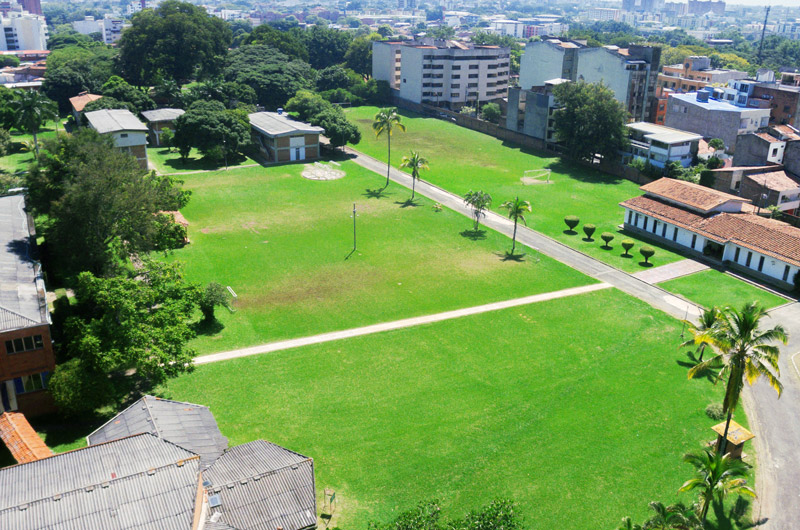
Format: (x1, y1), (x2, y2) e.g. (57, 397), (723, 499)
(126, 0), (161, 15)
(372, 40), (510, 109)
(72, 15), (124, 45)
(0, 11), (46, 51)
(585, 8), (621, 22)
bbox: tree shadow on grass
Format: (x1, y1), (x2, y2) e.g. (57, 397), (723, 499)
(639, 261), (654, 268)
(363, 187), (391, 199)
(676, 351), (722, 383)
(621, 253), (634, 259)
(193, 318), (224, 336)
(707, 497), (762, 530)
(563, 229), (578, 235)
(497, 251), (526, 262)
(582, 237), (594, 243)
(396, 198), (419, 208)
(601, 245), (613, 250)
(460, 229), (487, 240)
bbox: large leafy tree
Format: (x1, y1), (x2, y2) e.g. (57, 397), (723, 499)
(551, 80), (629, 163)
(27, 129), (190, 275)
(400, 151), (428, 201)
(688, 303), (787, 455)
(42, 45), (117, 112)
(345, 34), (381, 76)
(48, 261), (200, 414)
(679, 449), (755, 524)
(303, 25), (353, 70)
(100, 75), (155, 113)
(173, 100), (251, 162)
(117, 0), (232, 85)
(500, 197), (531, 255)
(313, 107), (361, 149)
(184, 79), (257, 109)
(0, 86), (17, 129)
(223, 45), (315, 109)
(10, 90), (58, 157)
(241, 25), (308, 61)
(372, 107), (406, 189)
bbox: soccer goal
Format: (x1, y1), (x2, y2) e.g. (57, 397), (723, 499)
(521, 169), (552, 185)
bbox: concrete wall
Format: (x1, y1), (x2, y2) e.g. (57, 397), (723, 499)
(665, 98), (770, 153)
(372, 42), (403, 89)
(519, 41), (565, 90)
(753, 84), (800, 128)
(575, 47), (631, 108)
(783, 140), (800, 176)
(733, 134), (784, 166)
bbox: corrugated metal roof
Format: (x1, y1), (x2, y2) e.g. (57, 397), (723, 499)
(0, 433), (201, 529)
(141, 108), (185, 123)
(248, 112), (324, 138)
(205, 441), (316, 530)
(85, 109), (148, 134)
(87, 396), (228, 469)
(0, 194), (48, 332)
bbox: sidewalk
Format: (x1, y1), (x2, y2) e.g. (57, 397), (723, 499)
(632, 259), (709, 284)
(196, 282), (611, 365)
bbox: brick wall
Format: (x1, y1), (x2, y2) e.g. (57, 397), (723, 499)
(0, 324), (55, 381)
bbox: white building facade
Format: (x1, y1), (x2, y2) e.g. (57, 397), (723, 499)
(72, 15), (125, 44)
(0, 12), (46, 51)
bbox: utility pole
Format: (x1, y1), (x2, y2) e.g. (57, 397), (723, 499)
(758, 6), (771, 64)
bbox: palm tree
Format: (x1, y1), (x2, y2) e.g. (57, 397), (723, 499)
(679, 449), (755, 524)
(372, 107), (406, 189)
(399, 151), (428, 201)
(642, 501), (702, 530)
(688, 302), (787, 455)
(681, 306), (723, 362)
(500, 196), (531, 255)
(11, 90), (58, 158)
(464, 190), (492, 231)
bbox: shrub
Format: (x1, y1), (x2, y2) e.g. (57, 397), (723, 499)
(706, 156), (724, 169)
(200, 282), (230, 322)
(640, 246), (655, 264)
(564, 215), (579, 232)
(705, 403), (725, 420)
(582, 223), (596, 240)
(159, 128), (174, 149)
(153, 213), (188, 251)
(0, 128), (10, 157)
(621, 239), (634, 256)
(601, 232), (614, 248)
(480, 102), (501, 124)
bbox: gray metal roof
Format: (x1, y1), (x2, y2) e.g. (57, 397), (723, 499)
(0, 195), (48, 332)
(0, 433), (201, 530)
(87, 395), (228, 469)
(141, 108), (185, 123)
(85, 109), (148, 134)
(249, 112), (324, 138)
(204, 441), (316, 530)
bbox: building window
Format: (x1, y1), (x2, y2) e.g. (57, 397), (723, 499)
(783, 265), (791, 281)
(452, 75), (460, 79)
(469, 64), (479, 70)
(652, 220), (658, 233)
(661, 223), (667, 238)
(758, 256), (765, 272)
(634, 213), (639, 225)
(452, 65), (461, 70)
(13, 372), (48, 394)
(734, 247), (740, 263)
(5, 335), (44, 355)
(772, 148), (779, 157)
(643, 217), (648, 231)
(746, 251), (752, 267)
(691, 234), (697, 249)
(672, 227), (678, 241)
(627, 210), (633, 224)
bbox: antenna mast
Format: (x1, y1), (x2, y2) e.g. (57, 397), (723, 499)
(758, 6), (771, 64)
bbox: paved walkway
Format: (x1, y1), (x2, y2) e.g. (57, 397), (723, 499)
(196, 282), (611, 365)
(632, 259), (709, 284)
(344, 147), (799, 529)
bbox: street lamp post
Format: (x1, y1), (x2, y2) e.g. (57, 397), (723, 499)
(223, 137), (228, 170)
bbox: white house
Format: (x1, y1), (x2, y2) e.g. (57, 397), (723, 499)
(624, 122), (703, 168)
(84, 109), (149, 169)
(620, 178), (800, 289)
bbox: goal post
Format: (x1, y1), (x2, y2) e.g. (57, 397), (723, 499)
(522, 169), (552, 184)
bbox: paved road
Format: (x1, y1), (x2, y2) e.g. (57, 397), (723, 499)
(346, 147), (800, 528)
(196, 283), (611, 365)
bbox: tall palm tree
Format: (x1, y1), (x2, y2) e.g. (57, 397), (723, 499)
(464, 190), (492, 231)
(681, 306), (723, 362)
(500, 196), (531, 255)
(372, 107), (406, 189)
(688, 302), (787, 455)
(11, 90), (58, 158)
(679, 449), (755, 524)
(642, 501), (702, 530)
(399, 151), (428, 201)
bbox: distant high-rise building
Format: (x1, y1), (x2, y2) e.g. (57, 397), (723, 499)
(398, 0), (416, 9)
(18, 0), (40, 16)
(622, 0), (665, 13)
(0, 11), (47, 51)
(687, 0), (725, 16)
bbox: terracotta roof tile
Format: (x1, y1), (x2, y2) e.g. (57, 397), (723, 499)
(641, 177), (751, 212)
(68, 93), (102, 112)
(620, 195), (800, 267)
(0, 412), (53, 464)
(755, 132), (781, 143)
(743, 170), (800, 192)
(772, 125), (800, 140)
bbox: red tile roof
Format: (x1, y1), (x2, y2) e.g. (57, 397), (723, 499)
(68, 92), (102, 112)
(743, 170), (800, 192)
(0, 412), (53, 464)
(641, 177), (751, 212)
(772, 125), (800, 141)
(620, 195), (800, 267)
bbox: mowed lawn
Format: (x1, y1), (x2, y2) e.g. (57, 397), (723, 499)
(659, 269), (790, 310)
(161, 288), (741, 529)
(346, 106), (684, 272)
(148, 146), (257, 174)
(0, 120), (63, 173)
(168, 161), (593, 354)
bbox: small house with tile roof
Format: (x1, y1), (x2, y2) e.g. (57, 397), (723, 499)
(621, 177), (800, 288)
(0, 195), (55, 418)
(68, 91), (102, 122)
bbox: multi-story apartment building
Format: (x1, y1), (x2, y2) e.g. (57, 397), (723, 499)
(72, 15), (125, 44)
(505, 78), (566, 145)
(622, 0), (665, 12)
(0, 195), (55, 418)
(518, 38), (661, 122)
(18, 0), (40, 16)
(0, 11), (46, 50)
(372, 40), (510, 110)
(585, 8), (621, 22)
(687, 0), (725, 16)
(664, 90), (771, 153)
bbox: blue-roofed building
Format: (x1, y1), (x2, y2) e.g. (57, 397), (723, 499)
(664, 91), (771, 154)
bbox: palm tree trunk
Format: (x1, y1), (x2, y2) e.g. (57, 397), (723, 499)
(511, 218), (518, 254)
(698, 344), (705, 362)
(700, 493), (711, 523)
(385, 135), (391, 189)
(33, 132), (39, 158)
(411, 174), (416, 200)
(717, 409), (733, 455)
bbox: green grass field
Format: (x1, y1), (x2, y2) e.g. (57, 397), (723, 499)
(0, 120), (63, 173)
(659, 269), (789, 310)
(148, 146), (257, 174)
(161, 288), (743, 529)
(346, 106), (684, 272)
(169, 161), (593, 354)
